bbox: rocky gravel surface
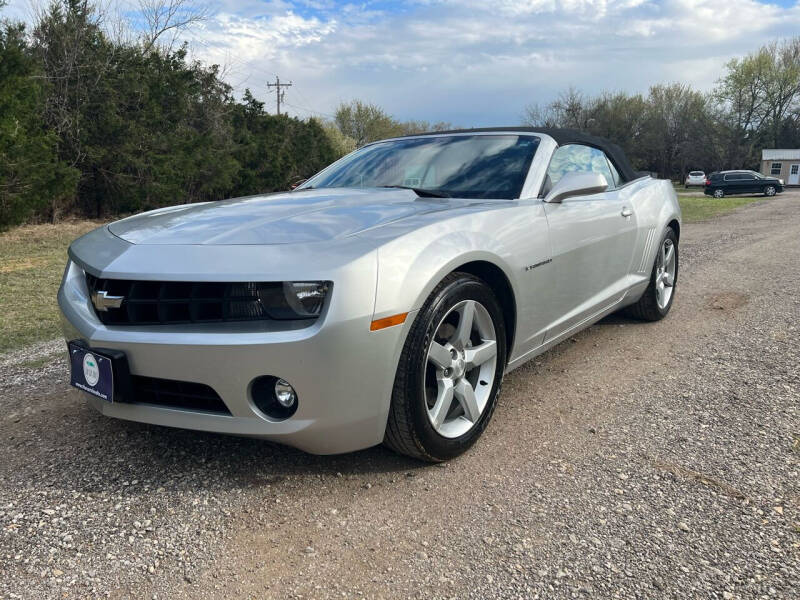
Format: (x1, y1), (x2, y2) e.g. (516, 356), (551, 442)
(1, 194), (798, 599)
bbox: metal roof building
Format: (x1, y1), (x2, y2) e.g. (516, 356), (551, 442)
(760, 149), (800, 185)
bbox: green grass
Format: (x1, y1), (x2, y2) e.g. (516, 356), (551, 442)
(0, 192), (771, 354)
(677, 194), (764, 223)
(0, 220), (102, 354)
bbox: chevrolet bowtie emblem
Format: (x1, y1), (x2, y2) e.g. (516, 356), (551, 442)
(92, 290), (125, 312)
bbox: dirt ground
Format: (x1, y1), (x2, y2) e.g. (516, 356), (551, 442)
(1, 192), (798, 599)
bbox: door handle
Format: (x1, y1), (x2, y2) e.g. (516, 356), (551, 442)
(621, 207), (633, 218)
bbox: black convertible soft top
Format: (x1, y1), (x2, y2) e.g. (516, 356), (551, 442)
(408, 127), (639, 184)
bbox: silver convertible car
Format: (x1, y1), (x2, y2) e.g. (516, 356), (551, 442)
(59, 128), (680, 461)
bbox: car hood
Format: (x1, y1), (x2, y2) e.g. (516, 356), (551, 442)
(108, 188), (464, 245)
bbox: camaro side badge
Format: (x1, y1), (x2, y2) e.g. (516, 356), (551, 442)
(92, 290), (125, 311)
(524, 258), (552, 272)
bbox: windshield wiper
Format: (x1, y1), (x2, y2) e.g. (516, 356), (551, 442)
(378, 185), (450, 198)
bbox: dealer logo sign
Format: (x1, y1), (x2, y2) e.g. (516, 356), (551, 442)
(83, 353), (100, 386)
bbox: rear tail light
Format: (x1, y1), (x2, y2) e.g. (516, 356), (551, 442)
(705, 179), (710, 186)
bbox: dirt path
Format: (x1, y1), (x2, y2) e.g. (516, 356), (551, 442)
(1, 194), (797, 599)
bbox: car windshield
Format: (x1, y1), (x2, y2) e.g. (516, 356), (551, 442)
(689, 171), (704, 176)
(301, 135), (540, 199)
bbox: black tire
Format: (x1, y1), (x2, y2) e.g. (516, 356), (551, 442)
(623, 228), (678, 322)
(384, 273), (507, 462)
(764, 185), (776, 197)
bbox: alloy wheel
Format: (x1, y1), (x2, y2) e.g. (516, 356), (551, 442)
(713, 189), (724, 198)
(424, 299), (497, 438)
(655, 238), (676, 310)
(765, 186), (776, 196)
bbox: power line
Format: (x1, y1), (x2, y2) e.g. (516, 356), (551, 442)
(282, 100), (336, 120)
(184, 39), (335, 119)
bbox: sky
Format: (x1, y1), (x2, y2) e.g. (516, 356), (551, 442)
(5, 0), (800, 125)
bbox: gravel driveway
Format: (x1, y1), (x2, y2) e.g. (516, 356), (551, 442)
(1, 193), (798, 599)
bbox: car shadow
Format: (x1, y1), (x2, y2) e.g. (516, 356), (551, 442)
(2, 386), (425, 496)
(596, 313), (637, 325)
(3, 311), (642, 496)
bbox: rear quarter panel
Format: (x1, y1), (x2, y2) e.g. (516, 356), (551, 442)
(623, 178), (681, 292)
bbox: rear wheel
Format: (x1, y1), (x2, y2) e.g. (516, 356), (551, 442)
(384, 273), (506, 462)
(624, 228), (678, 322)
(764, 185), (776, 197)
(713, 188), (724, 198)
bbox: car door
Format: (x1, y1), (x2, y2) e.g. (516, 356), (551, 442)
(740, 173), (759, 193)
(541, 144), (638, 340)
(724, 173), (748, 194)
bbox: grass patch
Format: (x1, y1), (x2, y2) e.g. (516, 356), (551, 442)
(678, 194), (764, 223)
(0, 220), (102, 353)
(18, 355), (58, 370)
(0, 193), (772, 353)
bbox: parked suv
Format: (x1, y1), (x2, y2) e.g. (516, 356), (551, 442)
(704, 170), (784, 198)
(685, 171), (706, 187)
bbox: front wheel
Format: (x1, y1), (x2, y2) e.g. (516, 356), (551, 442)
(384, 273), (507, 462)
(713, 188), (725, 198)
(764, 185), (776, 197)
(623, 228), (678, 322)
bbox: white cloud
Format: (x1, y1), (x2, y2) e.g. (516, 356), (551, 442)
(4, 0), (800, 124)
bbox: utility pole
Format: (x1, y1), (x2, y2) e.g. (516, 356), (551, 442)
(267, 76), (292, 115)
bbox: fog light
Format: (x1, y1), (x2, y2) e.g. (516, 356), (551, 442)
(251, 376), (298, 420)
(274, 378), (296, 408)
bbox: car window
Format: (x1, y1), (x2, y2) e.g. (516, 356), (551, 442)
(724, 174), (744, 181)
(302, 135), (540, 200)
(689, 171), (704, 176)
(544, 144), (615, 194)
(606, 157), (622, 187)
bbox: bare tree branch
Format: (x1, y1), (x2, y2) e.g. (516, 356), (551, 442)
(138, 0), (208, 54)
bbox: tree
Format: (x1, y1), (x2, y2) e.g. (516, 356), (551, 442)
(760, 39), (800, 149)
(230, 90), (339, 195)
(715, 37), (800, 164)
(30, 0), (239, 216)
(334, 100), (406, 147)
(524, 88), (597, 130)
(0, 16), (78, 228)
(317, 118), (357, 157)
(639, 84), (718, 177)
(138, 0), (208, 54)
(524, 85), (722, 178)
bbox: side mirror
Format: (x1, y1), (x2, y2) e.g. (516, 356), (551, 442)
(544, 171), (609, 204)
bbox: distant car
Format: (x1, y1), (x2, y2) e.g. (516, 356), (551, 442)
(704, 170), (783, 198)
(59, 128), (681, 461)
(684, 171), (706, 187)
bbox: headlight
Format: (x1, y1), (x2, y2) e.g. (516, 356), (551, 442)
(256, 281), (331, 320)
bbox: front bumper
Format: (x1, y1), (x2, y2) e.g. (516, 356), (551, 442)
(58, 245), (413, 455)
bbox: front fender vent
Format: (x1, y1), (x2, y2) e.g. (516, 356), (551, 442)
(637, 227), (656, 274)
